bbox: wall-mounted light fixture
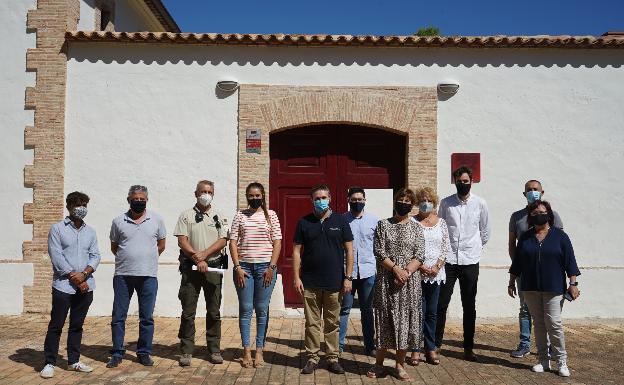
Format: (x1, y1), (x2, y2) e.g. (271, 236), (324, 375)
(216, 80), (240, 92)
(437, 81), (460, 95)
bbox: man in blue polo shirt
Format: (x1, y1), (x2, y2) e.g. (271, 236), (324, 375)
(293, 184), (354, 375)
(106, 185), (166, 368)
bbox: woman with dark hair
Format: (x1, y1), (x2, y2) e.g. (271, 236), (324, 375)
(508, 200), (580, 378)
(229, 182), (283, 368)
(367, 188), (425, 381)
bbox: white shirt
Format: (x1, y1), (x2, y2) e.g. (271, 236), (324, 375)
(437, 193), (490, 265)
(410, 217), (450, 284)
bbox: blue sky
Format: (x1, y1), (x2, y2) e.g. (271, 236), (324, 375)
(162, 0), (622, 36)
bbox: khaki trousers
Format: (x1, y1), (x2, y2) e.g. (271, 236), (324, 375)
(303, 288), (342, 363)
(523, 291), (567, 362)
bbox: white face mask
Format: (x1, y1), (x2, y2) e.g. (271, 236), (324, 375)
(197, 193), (213, 207)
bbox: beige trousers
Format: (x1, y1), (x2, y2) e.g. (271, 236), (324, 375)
(523, 291), (567, 362)
(303, 288), (342, 363)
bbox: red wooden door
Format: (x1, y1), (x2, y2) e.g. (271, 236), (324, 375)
(269, 125), (405, 307)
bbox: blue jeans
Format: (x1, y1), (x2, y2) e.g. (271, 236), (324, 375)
(421, 281), (441, 351)
(111, 275), (158, 357)
(339, 275), (375, 353)
(517, 277), (532, 349)
(234, 262), (277, 348)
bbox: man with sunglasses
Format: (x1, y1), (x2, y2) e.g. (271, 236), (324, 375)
(174, 180), (229, 366)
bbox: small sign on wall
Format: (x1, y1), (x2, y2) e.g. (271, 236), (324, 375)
(451, 153), (480, 182)
(246, 129), (261, 154)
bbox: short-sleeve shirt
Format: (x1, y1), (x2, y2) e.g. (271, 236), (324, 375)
(509, 207), (563, 243)
(174, 206), (229, 262)
(110, 210), (166, 277)
(230, 209), (282, 263)
(293, 212), (354, 290)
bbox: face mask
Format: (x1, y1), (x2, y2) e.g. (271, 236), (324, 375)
(531, 213), (550, 226)
(394, 202), (412, 216)
(72, 206), (88, 220)
(419, 201), (434, 214)
(313, 199), (330, 213)
(349, 201), (365, 213)
(248, 198), (263, 209)
(198, 193), (213, 207)
(129, 200), (146, 213)
(526, 190), (541, 204)
(456, 182), (471, 196)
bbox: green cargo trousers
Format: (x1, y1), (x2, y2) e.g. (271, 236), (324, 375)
(178, 267), (223, 354)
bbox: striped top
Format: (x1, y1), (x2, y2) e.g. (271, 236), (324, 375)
(230, 209), (282, 263)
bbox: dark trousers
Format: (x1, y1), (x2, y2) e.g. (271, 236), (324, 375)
(435, 263), (479, 350)
(44, 288), (93, 365)
(110, 275), (158, 358)
(178, 268), (223, 354)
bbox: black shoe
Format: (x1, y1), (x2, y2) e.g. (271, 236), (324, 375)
(137, 354), (154, 366)
(301, 360), (318, 374)
(106, 356), (122, 368)
(464, 350), (479, 362)
(366, 349), (377, 357)
(327, 361), (345, 374)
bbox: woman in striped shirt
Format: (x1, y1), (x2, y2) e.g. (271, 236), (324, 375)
(229, 182), (282, 368)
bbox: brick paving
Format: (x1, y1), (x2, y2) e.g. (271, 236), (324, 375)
(0, 315), (622, 385)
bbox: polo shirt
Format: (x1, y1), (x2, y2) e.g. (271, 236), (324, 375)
(294, 212), (354, 290)
(509, 227), (581, 294)
(174, 205), (229, 262)
(110, 210), (166, 277)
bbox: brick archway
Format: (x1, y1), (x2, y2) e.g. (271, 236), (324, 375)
(237, 85), (437, 208)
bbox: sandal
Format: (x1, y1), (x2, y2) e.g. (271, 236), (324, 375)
(241, 358), (253, 368)
(425, 350), (440, 365)
(253, 359), (264, 368)
(395, 366), (411, 381)
(406, 354), (420, 366)
(366, 364), (386, 378)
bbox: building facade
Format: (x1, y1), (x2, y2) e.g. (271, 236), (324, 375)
(1, 0), (623, 318)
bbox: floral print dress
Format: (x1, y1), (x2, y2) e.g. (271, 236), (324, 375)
(372, 218), (425, 350)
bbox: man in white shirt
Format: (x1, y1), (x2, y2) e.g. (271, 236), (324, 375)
(435, 166), (490, 361)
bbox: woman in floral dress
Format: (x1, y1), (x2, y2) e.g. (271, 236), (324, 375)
(367, 188), (425, 381)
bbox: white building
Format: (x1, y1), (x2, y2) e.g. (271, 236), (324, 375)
(1, 0), (623, 319)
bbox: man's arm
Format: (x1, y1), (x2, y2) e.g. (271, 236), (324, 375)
(178, 235), (196, 257)
(342, 241), (354, 293)
(157, 238), (166, 255)
(292, 243), (304, 296)
(191, 238), (227, 264)
(111, 242), (118, 256)
(87, 232), (101, 273)
(479, 200), (491, 246)
(47, 226), (74, 277)
(508, 231), (517, 260)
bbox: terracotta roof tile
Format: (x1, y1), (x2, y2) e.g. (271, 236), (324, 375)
(65, 31), (624, 49)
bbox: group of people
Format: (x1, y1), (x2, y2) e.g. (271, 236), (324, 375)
(40, 166), (581, 381)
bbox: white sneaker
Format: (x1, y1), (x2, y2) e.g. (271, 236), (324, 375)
(40, 364), (55, 378)
(69, 362), (93, 373)
(558, 361), (570, 377)
(531, 360), (551, 373)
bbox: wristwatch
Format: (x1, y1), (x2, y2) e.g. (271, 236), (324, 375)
(82, 271), (89, 280)
(269, 264), (277, 271)
(233, 265), (240, 271)
(569, 281), (579, 286)
(344, 275), (353, 281)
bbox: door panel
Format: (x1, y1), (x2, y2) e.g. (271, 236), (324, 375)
(270, 124), (405, 307)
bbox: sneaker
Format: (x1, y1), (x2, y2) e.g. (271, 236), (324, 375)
(208, 352), (224, 364)
(137, 354), (154, 366)
(106, 356), (122, 368)
(179, 353), (192, 367)
(510, 345), (531, 358)
(558, 361), (570, 377)
(40, 364), (55, 378)
(531, 360), (551, 373)
(69, 362), (93, 373)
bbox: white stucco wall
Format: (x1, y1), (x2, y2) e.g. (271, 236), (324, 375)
(79, 0), (164, 32)
(63, 43), (624, 319)
(0, 0), (36, 314)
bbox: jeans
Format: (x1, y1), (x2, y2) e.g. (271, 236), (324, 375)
(517, 277), (532, 349)
(436, 262), (479, 350)
(111, 275), (158, 357)
(44, 288), (93, 365)
(420, 281), (441, 352)
(234, 262), (277, 348)
(339, 274), (375, 353)
(523, 291), (567, 362)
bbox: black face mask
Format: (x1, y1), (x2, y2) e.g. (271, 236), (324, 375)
(531, 213), (550, 226)
(248, 198), (263, 209)
(129, 200), (146, 214)
(456, 182), (471, 196)
(349, 201), (365, 213)
(394, 202), (412, 216)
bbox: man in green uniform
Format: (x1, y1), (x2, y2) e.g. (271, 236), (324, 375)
(175, 180), (229, 366)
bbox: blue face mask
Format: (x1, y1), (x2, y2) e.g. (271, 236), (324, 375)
(526, 190), (541, 204)
(419, 201), (434, 214)
(313, 199), (330, 213)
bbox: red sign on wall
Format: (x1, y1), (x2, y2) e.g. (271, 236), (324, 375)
(451, 153), (481, 183)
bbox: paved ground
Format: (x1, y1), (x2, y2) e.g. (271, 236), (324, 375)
(0, 315), (622, 385)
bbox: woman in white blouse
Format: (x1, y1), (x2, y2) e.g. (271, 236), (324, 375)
(408, 187), (450, 366)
